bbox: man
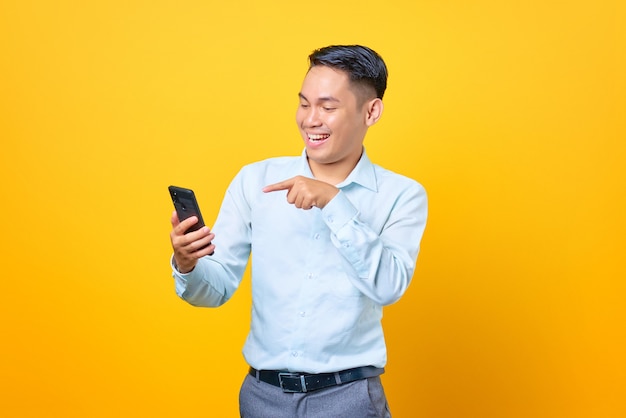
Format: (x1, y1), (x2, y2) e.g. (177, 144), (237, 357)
(169, 45), (428, 417)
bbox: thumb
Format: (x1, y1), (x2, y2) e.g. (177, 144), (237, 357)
(171, 210), (181, 227)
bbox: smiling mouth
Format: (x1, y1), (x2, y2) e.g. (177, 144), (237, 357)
(308, 134), (330, 142)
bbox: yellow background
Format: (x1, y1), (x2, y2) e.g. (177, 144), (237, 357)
(1, 0), (624, 417)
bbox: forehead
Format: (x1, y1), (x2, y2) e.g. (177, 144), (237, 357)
(300, 66), (356, 101)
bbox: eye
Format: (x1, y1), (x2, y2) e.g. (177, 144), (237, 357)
(323, 107), (336, 112)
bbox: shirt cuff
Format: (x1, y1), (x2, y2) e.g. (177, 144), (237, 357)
(321, 190), (358, 234)
(170, 254), (192, 281)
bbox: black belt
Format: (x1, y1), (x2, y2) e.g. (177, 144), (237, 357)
(249, 366), (384, 393)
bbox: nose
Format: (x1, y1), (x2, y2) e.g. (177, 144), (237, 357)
(303, 107), (322, 127)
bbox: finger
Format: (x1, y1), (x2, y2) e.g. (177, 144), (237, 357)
(197, 237), (216, 255)
(171, 227), (213, 254)
(263, 178), (295, 193)
(183, 225), (213, 245)
(174, 216), (199, 235)
(300, 193), (314, 209)
(195, 243), (216, 257)
(295, 193), (306, 208)
(171, 210), (180, 227)
(186, 233), (215, 253)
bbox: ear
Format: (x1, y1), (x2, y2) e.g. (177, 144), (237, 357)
(364, 98), (384, 127)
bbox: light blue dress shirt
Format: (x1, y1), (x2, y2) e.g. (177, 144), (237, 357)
(171, 149), (427, 373)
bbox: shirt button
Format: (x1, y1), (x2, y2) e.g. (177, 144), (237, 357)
(292, 351), (299, 357)
(307, 273), (314, 280)
(314, 233), (320, 240)
(327, 216), (334, 223)
(299, 311), (306, 317)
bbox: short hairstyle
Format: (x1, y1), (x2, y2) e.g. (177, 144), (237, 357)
(308, 45), (388, 100)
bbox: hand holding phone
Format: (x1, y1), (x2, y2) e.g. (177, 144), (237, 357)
(169, 186), (213, 262)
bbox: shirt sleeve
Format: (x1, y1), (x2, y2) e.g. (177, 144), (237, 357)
(170, 254), (236, 307)
(321, 183), (428, 306)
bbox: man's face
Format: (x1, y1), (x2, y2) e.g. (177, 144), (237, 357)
(296, 65), (371, 175)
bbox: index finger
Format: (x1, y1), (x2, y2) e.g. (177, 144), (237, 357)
(263, 178), (295, 193)
(173, 215), (199, 235)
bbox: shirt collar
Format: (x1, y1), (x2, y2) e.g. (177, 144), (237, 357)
(299, 148), (378, 192)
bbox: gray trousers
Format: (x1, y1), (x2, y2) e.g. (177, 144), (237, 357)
(239, 373), (392, 417)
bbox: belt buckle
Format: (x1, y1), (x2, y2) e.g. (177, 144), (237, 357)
(278, 372), (307, 393)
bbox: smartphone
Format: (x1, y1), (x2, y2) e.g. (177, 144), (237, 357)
(168, 185), (206, 233)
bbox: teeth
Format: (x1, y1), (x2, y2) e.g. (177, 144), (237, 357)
(309, 134), (329, 141)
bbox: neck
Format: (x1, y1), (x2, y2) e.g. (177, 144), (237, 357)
(307, 151), (362, 185)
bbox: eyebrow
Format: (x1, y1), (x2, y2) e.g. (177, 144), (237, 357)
(298, 92), (340, 103)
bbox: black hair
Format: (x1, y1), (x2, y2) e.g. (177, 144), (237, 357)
(308, 45), (388, 100)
